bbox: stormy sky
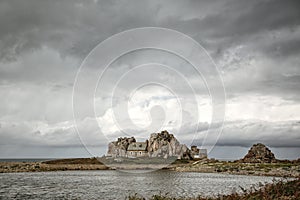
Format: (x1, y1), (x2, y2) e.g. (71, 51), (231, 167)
(0, 0), (300, 159)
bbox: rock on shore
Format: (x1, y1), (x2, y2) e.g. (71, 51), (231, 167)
(240, 143), (277, 163)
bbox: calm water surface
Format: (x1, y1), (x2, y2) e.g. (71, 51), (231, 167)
(0, 170), (278, 199)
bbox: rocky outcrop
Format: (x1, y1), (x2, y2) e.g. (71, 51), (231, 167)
(106, 137), (136, 157)
(106, 130), (193, 159)
(240, 143), (277, 163)
(147, 130), (191, 159)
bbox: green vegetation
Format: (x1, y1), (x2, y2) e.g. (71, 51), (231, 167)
(127, 177), (300, 200)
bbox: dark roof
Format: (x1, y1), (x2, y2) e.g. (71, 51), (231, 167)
(127, 142), (147, 151)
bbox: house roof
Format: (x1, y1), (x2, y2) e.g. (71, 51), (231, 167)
(127, 142), (147, 151)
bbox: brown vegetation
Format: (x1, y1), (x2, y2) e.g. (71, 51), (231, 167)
(0, 158), (108, 173)
(127, 177), (300, 200)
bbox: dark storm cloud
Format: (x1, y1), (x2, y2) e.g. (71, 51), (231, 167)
(200, 0), (300, 38)
(0, 0), (299, 62)
(1, 0), (299, 97)
(0, 0), (159, 61)
(264, 37), (300, 58)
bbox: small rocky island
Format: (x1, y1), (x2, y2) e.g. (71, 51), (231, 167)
(106, 130), (207, 160)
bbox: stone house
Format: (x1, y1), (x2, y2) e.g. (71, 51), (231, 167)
(199, 149), (208, 159)
(190, 145), (207, 159)
(127, 142), (148, 158)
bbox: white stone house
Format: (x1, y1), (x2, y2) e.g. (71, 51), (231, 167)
(127, 142), (148, 158)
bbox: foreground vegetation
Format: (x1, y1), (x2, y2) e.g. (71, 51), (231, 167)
(128, 177), (300, 200)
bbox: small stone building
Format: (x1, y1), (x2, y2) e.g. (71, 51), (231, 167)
(127, 142), (148, 158)
(199, 149), (208, 159)
(190, 145), (207, 159)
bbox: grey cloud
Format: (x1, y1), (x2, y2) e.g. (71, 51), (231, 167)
(1, 0), (299, 96)
(200, 0), (300, 38)
(0, 117), (108, 148)
(102, 119), (300, 149)
(1, 0), (299, 62)
(0, 48), (78, 84)
(0, 0), (160, 61)
(264, 37), (300, 58)
(0, 82), (74, 123)
(0, 0), (300, 158)
(194, 120), (300, 148)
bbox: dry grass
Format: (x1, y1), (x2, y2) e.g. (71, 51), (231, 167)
(0, 158), (109, 173)
(127, 177), (300, 200)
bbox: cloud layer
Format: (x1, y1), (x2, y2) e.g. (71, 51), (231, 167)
(0, 0), (300, 158)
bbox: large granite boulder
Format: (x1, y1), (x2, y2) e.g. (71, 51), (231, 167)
(148, 130), (191, 159)
(240, 143), (277, 163)
(106, 137), (136, 157)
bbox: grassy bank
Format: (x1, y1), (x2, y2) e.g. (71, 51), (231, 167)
(0, 158), (108, 173)
(127, 177), (300, 200)
(173, 159), (300, 177)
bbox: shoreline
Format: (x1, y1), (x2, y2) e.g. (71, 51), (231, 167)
(170, 160), (300, 178)
(1, 158), (299, 177)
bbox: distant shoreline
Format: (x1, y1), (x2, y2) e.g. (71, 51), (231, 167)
(0, 158), (57, 162)
(0, 157), (299, 177)
(0, 158), (108, 173)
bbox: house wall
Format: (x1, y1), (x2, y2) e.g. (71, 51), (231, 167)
(127, 151), (147, 157)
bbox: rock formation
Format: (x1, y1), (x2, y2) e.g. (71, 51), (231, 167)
(106, 130), (197, 159)
(147, 130), (191, 159)
(106, 137), (136, 157)
(240, 143), (277, 163)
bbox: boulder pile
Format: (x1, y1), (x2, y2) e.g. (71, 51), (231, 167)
(240, 143), (277, 163)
